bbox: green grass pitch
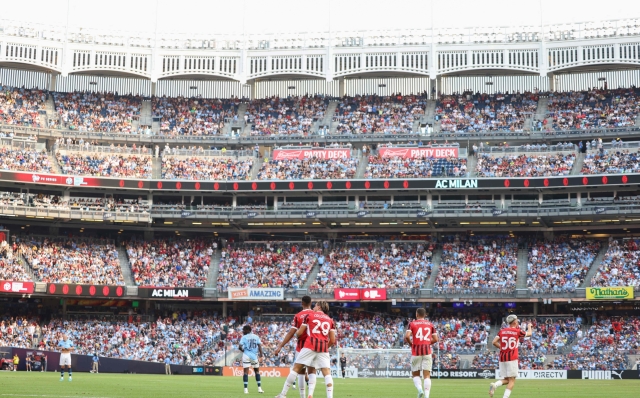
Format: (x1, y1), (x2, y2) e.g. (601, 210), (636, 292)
(0, 372), (635, 397)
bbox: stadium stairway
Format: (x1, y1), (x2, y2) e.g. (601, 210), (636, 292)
(425, 248), (443, 289)
(117, 245), (135, 286)
(249, 157), (264, 180)
(302, 260), (322, 290)
(139, 100), (152, 130)
(48, 152), (63, 175)
(354, 154), (369, 178)
(235, 103), (249, 137)
(580, 241), (609, 288)
(516, 248), (529, 289)
(570, 152), (585, 175)
(44, 94), (56, 127)
(151, 157), (162, 179)
(465, 153), (477, 177)
(535, 97), (549, 122)
(16, 251), (37, 282)
(205, 249), (222, 288)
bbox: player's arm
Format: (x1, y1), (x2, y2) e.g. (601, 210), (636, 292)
(404, 329), (412, 345)
(274, 327), (297, 355)
(328, 329), (336, 348)
(430, 329), (439, 344)
(492, 335), (501, 349)
(238, 338), (245, 353)
(295, 323), (307, 338)
(258, 341), (264, 358)
(525, 322), (533, 338)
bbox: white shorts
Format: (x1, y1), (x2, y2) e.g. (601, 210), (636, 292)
(499, 360), (519, 378)
(411, 355), (433, 372)
(295, 347), (330, 369)
(59, 353), (71, 366)
(242, 354), (259, 369)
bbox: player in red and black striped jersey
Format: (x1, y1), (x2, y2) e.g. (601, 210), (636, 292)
(276, 301), (336, 398)
(489, 314), (532, 398)
(404, 308), (438, 398)
(273, 295), (313, 398)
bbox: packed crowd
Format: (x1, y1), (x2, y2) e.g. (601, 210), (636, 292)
(53, 92), (141, 133)
(581, 149), (640, 174)
(430, 316), (491, 354)
(0, 317), (41, 349)
(256, 157), (359, 180)
(335, 311), (404, 350)
(517, 317), (580, 355)
(40, 313), (226, 366)
(19, 238), (124, 285)
(126, 239), (214, 288)
(0, 148), (52, 173)
(0, 86), (45, 127)
(216, 244), (319, 290)
(56, 151), (152, 178)
(591, 239), (640, 289)
(436, 92), (538, 133)
(365, 155), (467, 178)
(0, 240), (32, 282)
(475, 153), (576, 177)
(153, 97), (241, 136)
(527, 239), (602, 293)
(546, 88), (640, 130)
(247, 95), (328, 136)
(333, 94), (424, 135)
(310, 242), (433, 291)
(69, 196), (150, 213)
(434, 236), (517, 293)
(162, 156), (254, 180)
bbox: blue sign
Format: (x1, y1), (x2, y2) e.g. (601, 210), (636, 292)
(305, 211), (317, 218)
(357, 211), (369, 218)
(181, 211), (193, 218)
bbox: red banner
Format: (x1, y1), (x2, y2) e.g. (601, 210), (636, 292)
(272, 148), (351, 160)
(3, 172), (101, 187)
(334, 288), (361, 300)
(0, 280), (35, 294)
(378, 147), (459, 159)
(361, 288), (387, 300)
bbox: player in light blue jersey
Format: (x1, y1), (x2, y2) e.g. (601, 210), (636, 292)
(57, 333), (74, 382)
(239, 325), (264, 394)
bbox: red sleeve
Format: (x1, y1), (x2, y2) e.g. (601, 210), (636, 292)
(408, 322), (415, 336)
(519, 329), (526, 338)
(291, 314), (299, 329)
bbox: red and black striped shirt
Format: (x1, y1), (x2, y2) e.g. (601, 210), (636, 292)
(302, 311), (336, 353)
(409, 319), (436, 356)
(498, 327), (527, 362)
(292, 309), (313, 352)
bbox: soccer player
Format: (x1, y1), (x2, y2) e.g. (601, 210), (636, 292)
(405, 308), (438, 398)
(339, 353), (347, 378)
(58, 333), (74, 382)
(489, 314), (532, 398)
(239, 325), (265, 395)
(276, 301), (336, 398)
(273, 295), (313, 398)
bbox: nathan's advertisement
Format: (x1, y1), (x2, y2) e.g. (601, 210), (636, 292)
(586, 286), (634, 300)
(378, 147), (459, 159)
(223, 367), (290, 377)
(271, 148), (351, 160)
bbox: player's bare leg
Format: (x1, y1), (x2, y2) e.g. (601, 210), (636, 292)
(296, 366), (307, 398)
(276, 363), (306, 398)
(423, 370), (431, 398)
(412, 370), (425, 398)
(306, 366), (317, 398)
(319, 367), (333, 398)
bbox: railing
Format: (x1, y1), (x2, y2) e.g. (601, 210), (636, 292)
(436, 126), (640, 140)
(0, 205), (151, 222)
(479, 144), (578, 153)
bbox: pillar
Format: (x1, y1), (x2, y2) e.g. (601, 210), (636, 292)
(151, 82), (157, 97)
(49, 73), (58, 91)
(548, 73), (556, 92)
(500, 194), (505, 209)
(62, 299), (67, 318)
(354, 195), (359, 208)
(577, 192), (581, 206)
(274, 196), (278, 211)
(318, 195), (323, 206)
(533, 302), (538, 316)
(147, 193), (153, 206)
(339, 78), (346, 97)
(249, 80), (257, 100)
(232, 196), (237, 208)
(426, 193), (432, 209)
(222, 302), (228, 317)
(539, 193), (543, 205)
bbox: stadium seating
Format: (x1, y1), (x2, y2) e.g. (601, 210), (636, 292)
(590, 239), (640, 289)
(0, 148), (52, 173)
(434, 236), (517, 293)
(333, 94), (424, 135)
(581, 149), (640, 174)
(126, 239), (214, 288)
(0, 86), (45, 127)
(436, 92), (538, 133)
(153, 96), (240, 136)
(247, 95), (328, 136)
(0, 241), (32, 281)
(256, 157), (359, 180)
(310, 242), (433, 291)
(53, 92), (141, 133)
(0, 317), (40, 349)
(162, 155), (254, 180)
(476, 153), (575, 177)
(56, 151), (152, 178)
(365, 155), (467, 178)
(216, 244), (319, 290)
(527, 239), (602, 293)
(19, 237), (124, 285)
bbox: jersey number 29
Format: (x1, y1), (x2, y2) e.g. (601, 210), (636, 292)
(311, 320), (331, 336)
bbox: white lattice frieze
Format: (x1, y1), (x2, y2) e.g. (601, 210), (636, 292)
(40, 46), (61, 70)
(582, 44), (616, 64)
(619, 42), (640, 62)
(547, 47), (580, 72)
(437, 50), (469, 74)
(334, 54), (361, 77)
(505, 49), (539, 71)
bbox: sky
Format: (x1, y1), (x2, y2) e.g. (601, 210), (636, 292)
(0, 0), (638, 35)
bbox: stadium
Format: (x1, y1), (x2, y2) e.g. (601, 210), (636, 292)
(0, 0), (639, 397)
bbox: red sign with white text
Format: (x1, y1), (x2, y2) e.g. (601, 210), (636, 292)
(361, 288), (387, 300)
(8, 172), (100, 187)
(334, 288), (361, 300)
(272, 149), (351, 160)
(378, 147), (459, 159)
(0, 280), (35, 294)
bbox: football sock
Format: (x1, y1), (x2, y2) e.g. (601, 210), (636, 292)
(255, 372), (261, 387)
(424, 378), (431, 398)
(307, 373), (317, 397)
(60, 370), (64, 378)
(413, 376), (423, 392)
(298, 374), (306, 398)
(494, 381), (503, 388)
(68, 368), (72, 376)
(324, 375), (333, 398)
(503, 389), (512, 398)
(281, 371), (298, 396)
(243, 374), (249, 388)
